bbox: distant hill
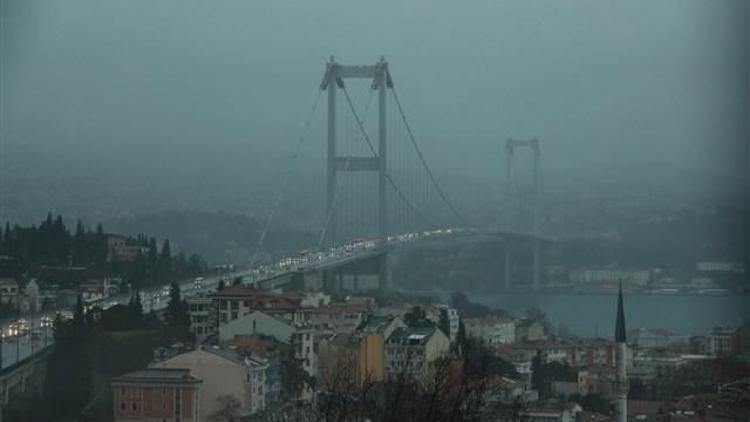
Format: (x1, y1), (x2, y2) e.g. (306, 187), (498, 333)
(104, 211), (317, 265)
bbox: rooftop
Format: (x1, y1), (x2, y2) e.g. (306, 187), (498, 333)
(211, 284), (302, 305)
(387, 326), (437, 346)
(112, 368), (201, 385)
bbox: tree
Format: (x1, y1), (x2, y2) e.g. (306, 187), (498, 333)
(455, 320), (467, 355)
(160, 239), (172, 260)
(208, 395), (241, 422)
(217, 279), (227, 291)
(526, 307), (552, 335)
(404, 306), (430, 328)
(530, 350), (544, 395)
(165, 282), (189, 327)
(438, 308), (451, 338)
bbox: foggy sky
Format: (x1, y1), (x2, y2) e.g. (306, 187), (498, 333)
(0, 1), (748, 224)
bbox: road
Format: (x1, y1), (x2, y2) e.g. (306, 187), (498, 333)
(0, 227), (463, 367)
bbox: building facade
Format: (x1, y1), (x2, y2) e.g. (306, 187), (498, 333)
(385, 327), (450, 380)
(111, 368), (201, 422)
(151, 348), (268, 420)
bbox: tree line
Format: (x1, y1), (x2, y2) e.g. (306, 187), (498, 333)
(3, 284), (192, 421)
(0, 213), (207, 290)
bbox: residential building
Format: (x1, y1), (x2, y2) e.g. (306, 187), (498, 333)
(570, 267), (650, 286)
(629, 328), (680, 349)
(352, 316), (406, 385)
(307, 301), (371, 333)
(569, 339), (616, 367)
(151, 347), (268, 419)
(107, 235), (150, 263)
(515, 319), (546, 343)
(293, 328), (317, 401)
(709, 326), (737, 357)
(219, 311), (296, 344)
(0, 277), (19, 305)
(299, 291), (331, 308)
(520, 403), (582, 422)
(385, 326), (450, 380)
(186, 295), (216, 342)
(111, 368), (201, 422)
(464, 315), (516, 345)
(211, 284), (303, 326)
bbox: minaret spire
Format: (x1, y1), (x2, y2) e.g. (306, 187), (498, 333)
(614, 280), (628, 422)
(615, 281), (626, 343)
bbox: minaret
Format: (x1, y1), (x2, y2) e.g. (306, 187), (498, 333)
(614, 282), (628, 422)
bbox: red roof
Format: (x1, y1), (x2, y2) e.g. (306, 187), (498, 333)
(212, 285), (301, 303)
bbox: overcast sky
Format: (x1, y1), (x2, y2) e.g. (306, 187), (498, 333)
(1, 1), (748, 216)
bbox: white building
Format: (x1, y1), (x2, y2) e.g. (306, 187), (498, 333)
(187, 295), (216, 342)
(464, 316), (516, 345)
(245, 356), (269, 414)
(385, 327), (450, 380)
(293, 328), (317, 401)
(570, 268), (651, 286)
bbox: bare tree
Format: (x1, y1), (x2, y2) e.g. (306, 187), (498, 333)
(208, 394), (241, 422)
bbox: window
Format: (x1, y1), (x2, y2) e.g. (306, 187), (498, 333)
(120, 402), (126, 411)
(132, 403), (138, 411)
(175, 388), (182, 422)
(121, 387), (127, 396)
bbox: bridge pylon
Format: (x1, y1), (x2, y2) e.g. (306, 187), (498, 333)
(320, 56), (392, 290)
(504, 138), (543, 291)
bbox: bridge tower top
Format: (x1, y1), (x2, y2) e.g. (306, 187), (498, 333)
(320, 57), (392, 248)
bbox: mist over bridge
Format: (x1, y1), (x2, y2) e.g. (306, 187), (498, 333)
(249, 57), (551, 293)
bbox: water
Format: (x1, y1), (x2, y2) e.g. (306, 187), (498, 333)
(466, 291), (750, 337)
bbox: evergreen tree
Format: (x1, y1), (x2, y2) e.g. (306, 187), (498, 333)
(128, 292), (143, 328)
(455, 320), (468, 355)
(531, 350), (544, 395)
(217, 279), (227, 291)
(160, 239), (171, 260)
(404, 306), (430, 328)
(73, 295), (85, 331)
(165, 282), (189, 327)
(72, 220), (87, 266)
(438, 308), (451, 338)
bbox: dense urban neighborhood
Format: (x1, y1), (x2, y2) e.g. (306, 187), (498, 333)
(0, 214), (748, 421)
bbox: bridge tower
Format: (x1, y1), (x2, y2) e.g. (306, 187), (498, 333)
(504, 138), (542, 291)
(320, 57), (392, 290)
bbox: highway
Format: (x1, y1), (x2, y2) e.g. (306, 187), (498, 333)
(0, 227), (481, 367)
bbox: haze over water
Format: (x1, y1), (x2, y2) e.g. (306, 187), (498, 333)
(468, 292), (750, 337)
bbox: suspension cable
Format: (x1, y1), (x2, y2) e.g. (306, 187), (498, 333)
(340, 85), (435, 227)
(390, 85), (469, 227)
(251, 90), (323, 266)
(316, 90), (374, 251)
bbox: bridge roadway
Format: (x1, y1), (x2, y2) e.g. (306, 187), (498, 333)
(0, 227), (547, 366)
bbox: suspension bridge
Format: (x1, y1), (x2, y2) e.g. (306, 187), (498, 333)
(247, 56), (551, 293)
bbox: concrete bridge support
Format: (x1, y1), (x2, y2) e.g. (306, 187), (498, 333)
(378, 253), (392, 292)
(0, 347), (51, 421)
